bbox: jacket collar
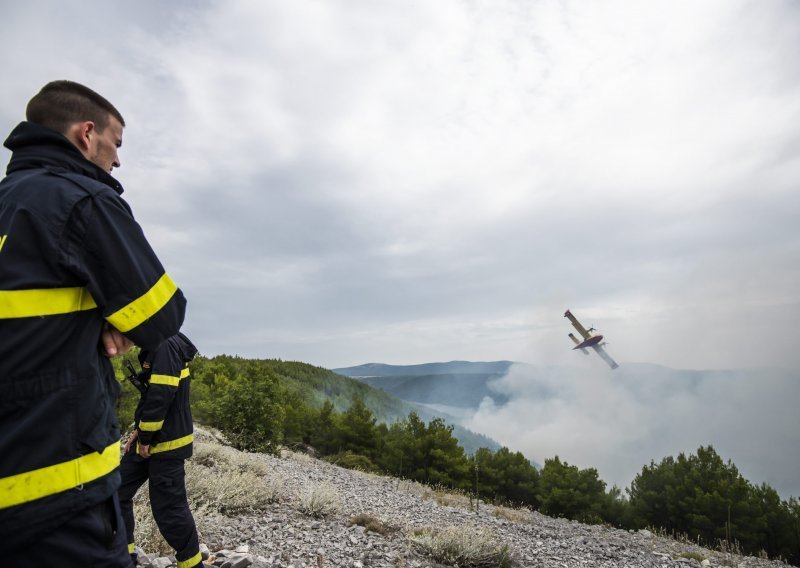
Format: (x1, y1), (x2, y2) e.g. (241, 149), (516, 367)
(175, 332), (199, 361)
(3, 121), (124, 195)
(138, 333), (198, 369)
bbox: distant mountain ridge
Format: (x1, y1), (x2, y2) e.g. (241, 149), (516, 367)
(335, 360), (514, 377)
(334, 360), (514, 409)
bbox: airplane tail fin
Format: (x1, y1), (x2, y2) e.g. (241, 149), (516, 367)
(569, 333), (590, 354)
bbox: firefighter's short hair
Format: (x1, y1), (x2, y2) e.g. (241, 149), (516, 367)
(26, 80), (126, 134)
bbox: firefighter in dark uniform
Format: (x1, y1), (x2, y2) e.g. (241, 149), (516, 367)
(0, 81), (186, 567)
(119, 332), (205, 568)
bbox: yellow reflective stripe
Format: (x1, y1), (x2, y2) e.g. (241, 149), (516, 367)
(0, 287), (97, 319)
(106, 273), (177, 333)
(150, 366), (189, 386)
(150, 373), (181, 387)
(177, 551), (203, 568)
(128, 543), (135, 554)
(0, 441), (120, 509)
(139, 419), (164, 432)
(150, 433), (193, 454)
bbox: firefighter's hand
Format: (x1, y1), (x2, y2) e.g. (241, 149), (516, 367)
(101, 324), (134, 357)
(138, 444), (151, 459)
(123, 430), (138, 454)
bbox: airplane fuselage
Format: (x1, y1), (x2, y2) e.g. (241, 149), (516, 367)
(573, 334), (604, 350)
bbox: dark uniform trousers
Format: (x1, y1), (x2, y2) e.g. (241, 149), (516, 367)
(7, 493), (134, 568)
(119, 452), (200, 568)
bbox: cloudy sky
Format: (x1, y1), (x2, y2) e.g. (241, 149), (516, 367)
(2, 1), (798, 494)
(2, 0), (798, 371)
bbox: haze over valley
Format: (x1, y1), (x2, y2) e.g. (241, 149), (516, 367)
(336, 360), (800, 501)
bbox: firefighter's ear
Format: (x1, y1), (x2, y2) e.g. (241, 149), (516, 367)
(66, 121), (95, 153)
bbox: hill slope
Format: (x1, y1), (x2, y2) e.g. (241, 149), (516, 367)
(133, 427), (795, 568)
(189, 356), (501, 454)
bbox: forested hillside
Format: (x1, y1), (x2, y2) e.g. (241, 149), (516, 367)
(114, 354), (498, 454)
(114, 354), (800, 563)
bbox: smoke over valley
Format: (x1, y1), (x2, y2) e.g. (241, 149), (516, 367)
(338, 361), (800, 500)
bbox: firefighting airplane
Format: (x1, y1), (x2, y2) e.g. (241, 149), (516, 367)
(564, 309), (619, 370)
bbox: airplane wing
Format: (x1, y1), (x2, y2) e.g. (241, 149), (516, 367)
(564, 309), (592, 340)
(591, 344), (619, 370)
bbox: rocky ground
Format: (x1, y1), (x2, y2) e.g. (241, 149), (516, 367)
(133, 431), (795, 568)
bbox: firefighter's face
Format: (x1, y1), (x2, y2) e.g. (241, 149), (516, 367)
(87, 115), (123, 172)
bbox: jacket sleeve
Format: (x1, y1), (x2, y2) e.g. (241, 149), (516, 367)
(137, 339), (183, 445)
(67, 189), (186, 350)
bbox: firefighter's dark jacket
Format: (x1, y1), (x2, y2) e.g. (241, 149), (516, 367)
(0, 122), (187, 549)
(135, 332), (198, 459)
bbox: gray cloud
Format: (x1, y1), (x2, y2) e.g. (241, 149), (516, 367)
(2, 0), (797, 369)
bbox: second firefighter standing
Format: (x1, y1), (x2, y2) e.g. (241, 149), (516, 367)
(118, 332), (205, 568)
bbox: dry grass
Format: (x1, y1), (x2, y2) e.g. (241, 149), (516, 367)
(192, 440), (269, 477)
(409, 526), (512, 567)
(186, 464), (281, 514)
(432, 488), (474, 509)
(131, 435), (282, 553)
(190, 439), (233, 467)
(283, 448), (317, 466)
(415, 484), (485, 513)
(395, 478), (429, 498)
(493, 504), (532, 524)
(297, 482), (343, 518)
(675, 551), (707, 562)
(349, 513), (396, 536)
(647, 526), (769, 568)
(187, 441), (282, 514)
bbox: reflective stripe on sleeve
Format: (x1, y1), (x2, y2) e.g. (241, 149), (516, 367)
(150, 365), (189, 386)
(128, 543), (135, 554)
(0, 441), (120, 509)
(0, 287), (97, 319)
(106, 273), (178, 332)
(139, 419), (165, 432)
(150, 433), (193, 454)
